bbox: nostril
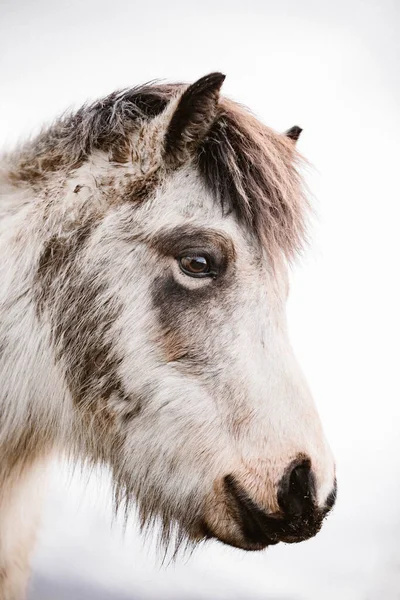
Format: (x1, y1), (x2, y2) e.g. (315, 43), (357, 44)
(278, 458), (315, 518)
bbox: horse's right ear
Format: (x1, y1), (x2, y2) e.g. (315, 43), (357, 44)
(164, 72), (225, 163)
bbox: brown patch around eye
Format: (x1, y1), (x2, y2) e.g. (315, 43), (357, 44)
(151, 251), (233, 370)
(151, 273), (205, 366)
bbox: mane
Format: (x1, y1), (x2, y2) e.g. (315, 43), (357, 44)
(8, 82), (308, 261)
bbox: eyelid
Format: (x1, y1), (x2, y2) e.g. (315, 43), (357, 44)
(152, 227), (235, 264)
(178, 249), (212, 259)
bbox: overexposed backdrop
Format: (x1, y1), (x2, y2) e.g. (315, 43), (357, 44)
(1, 0), (399, 598)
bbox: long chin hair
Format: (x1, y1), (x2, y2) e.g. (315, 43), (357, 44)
(110, 462), (207, 563)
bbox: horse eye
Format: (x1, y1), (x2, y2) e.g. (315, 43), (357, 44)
(178, 255), (213, 278)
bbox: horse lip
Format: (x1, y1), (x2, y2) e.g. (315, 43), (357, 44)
(218, 537), (280, 551)
(206, 531), (279, 551)
(198, 520), (279, 551)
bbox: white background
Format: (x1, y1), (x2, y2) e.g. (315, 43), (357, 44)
(1, 0), (400, 598)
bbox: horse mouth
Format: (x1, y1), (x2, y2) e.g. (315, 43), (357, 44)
(199, 514), (325, 551)
(216, 535), (280, 552)
(198, 520), (280, 551)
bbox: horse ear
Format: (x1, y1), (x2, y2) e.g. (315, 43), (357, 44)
(285, 125), (302, 142)
(164, 72), (225, 162)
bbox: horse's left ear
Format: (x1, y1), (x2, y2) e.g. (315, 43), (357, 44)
(285, 125), (302, 142)
(164, 72), (225, 162)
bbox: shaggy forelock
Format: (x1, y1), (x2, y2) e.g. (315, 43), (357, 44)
(198, 99), (309, 261)
(10, 81), (308, 262)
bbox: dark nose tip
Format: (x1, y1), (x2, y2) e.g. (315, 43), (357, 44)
(223, 466), (332, 548)
(278, 459), (316, 518)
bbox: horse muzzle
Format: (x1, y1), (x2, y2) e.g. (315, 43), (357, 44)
(202, 459), (337, 551)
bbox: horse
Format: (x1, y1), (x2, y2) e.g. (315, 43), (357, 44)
(0, 72), (336, 600)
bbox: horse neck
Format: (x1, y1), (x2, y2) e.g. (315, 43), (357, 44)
(0, 166), (70, 469)
(0, 167), (54, 593)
